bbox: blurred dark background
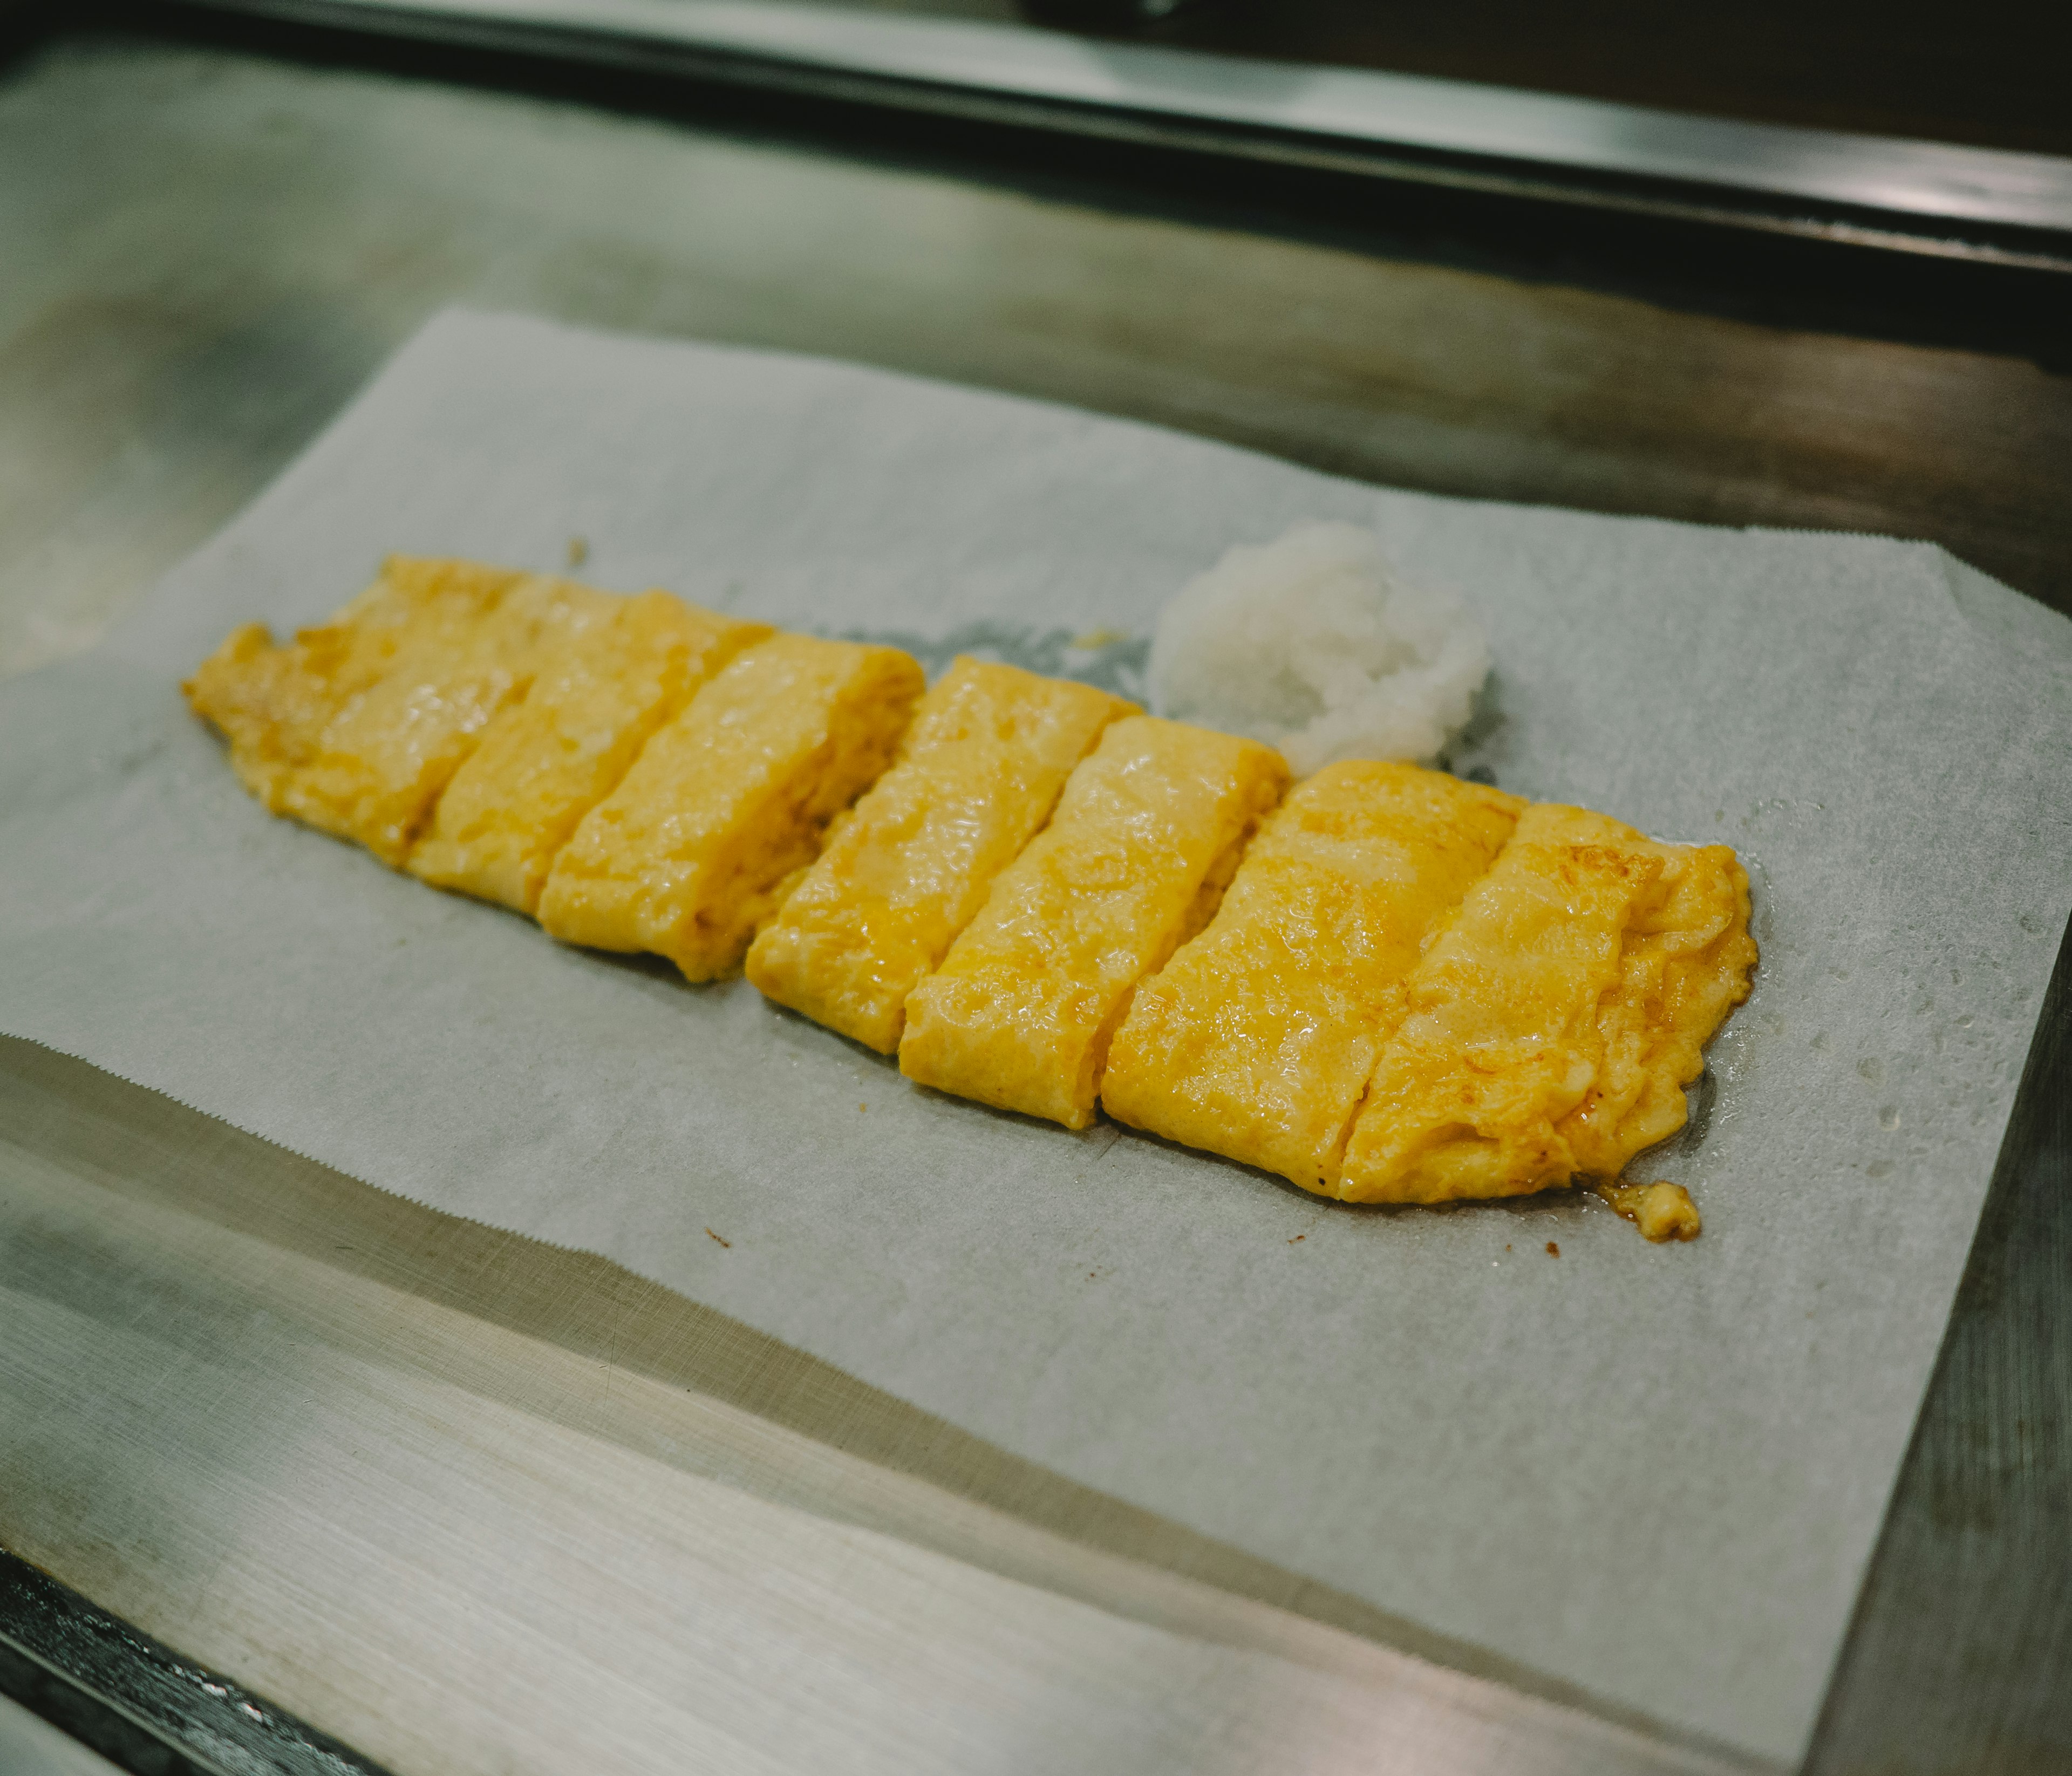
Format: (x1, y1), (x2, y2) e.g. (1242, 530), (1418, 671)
(1025, 0), (2070, 155)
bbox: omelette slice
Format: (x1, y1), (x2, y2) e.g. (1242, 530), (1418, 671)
(745, 659), (1137, 1053)
(1101, 762), (1524, 1191)
(1337, 806), (1669, 1204)
(899, 715), (1289, 1130)
(536, 633), (924, 981)
(408, 593), (772, 914)
(1524, 806), (1757, 1181)
(279, 572), (621, 866)
(183, 556), (525, 812)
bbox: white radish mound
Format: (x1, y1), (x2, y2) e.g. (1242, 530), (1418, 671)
(1149, 521), (1489, 777)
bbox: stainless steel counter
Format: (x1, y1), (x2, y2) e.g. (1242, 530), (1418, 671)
(1, 23), (2066, 1774)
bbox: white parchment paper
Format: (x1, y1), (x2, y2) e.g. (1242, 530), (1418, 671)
(4, 312), (2069, 1767)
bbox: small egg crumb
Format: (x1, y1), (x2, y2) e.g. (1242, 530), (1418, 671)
(1596, 1180), (1702, 1242)
(566, 535), (589, 568)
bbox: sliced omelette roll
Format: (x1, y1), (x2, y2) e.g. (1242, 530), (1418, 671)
(1524, 807), (1757, 1181)
(746, 659), (1137, 1053)
(1101, 762), (1523, 1191)
(537, 634), (924, 981)
(183, 556), (525, 812)
(277, 572), (620, 867)
(409, 593), (772, 914)
(899, 716), (1288, 1130)
(1338, 795), (1756, 1205)
(1338, 805), (1670, 1204)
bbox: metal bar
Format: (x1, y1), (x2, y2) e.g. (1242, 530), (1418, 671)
(158, 0), (2072, 267)
(0, 1549), (393, 1776)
